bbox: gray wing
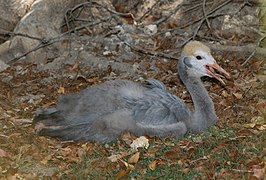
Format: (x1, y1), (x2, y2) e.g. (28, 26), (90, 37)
(56, 80), (131, 116)
(123, 86), (191, 140)
(143, 78), (166, 90)
(127, 87), (192, 125)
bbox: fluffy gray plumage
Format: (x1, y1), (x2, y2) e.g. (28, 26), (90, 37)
(33, 41), (229, 142)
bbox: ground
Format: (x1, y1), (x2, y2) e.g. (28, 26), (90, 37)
(0, 50), (265, 179)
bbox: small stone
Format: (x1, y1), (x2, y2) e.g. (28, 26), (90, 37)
(165, 32), (171, 37)
(143, 25), (158, 35)
(1, 76), (13, 82)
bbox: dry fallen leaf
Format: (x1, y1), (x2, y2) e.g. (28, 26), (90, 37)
(251, 116), (265, 125)
(194, 165), (204, 171)
(219, 99), (231, 106)
(220, 168), (226, 174)
(243, 123), (256, 128)
(256, 74), (266, 82)
(148, 160), (158, 171)
(257, 125), (266, 131)
(130, 136), (149, 151)
(81, 142), (95, 151)
(165, 150), (179, 159)
(247, 116), (266, 131)
(120, 159), (135, 170)
(233, 92), (243, 99)
(182, 168), (189, 174)
(60, 147), (73, 157)
(251, 61), (263, 71)
(177, 158), (186, 165)
(221, 90), (230, 97)
(0, 148), (9, 158)
(108, 152), (129, 162)
(128, 151), (140, 164)
(252, 165), (265, 180)
(40, 154), (52, 165)
(115, 169), (130, 180)
(6, 174), (17, 180)
(57, 86), (65, 94)
(120, 131), (137, 145)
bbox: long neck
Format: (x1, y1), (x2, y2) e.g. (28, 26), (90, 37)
(179, 62), (218, 133)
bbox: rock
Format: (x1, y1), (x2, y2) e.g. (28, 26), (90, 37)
(0, 60), (9, 72)
(39, 77), (56, 85)
(0, 0), (87, 64)
(1, 75), (13, 83)
(19, 94), (46, 105)
(143, 25), (158, 35)
(0, 0), (35, 43)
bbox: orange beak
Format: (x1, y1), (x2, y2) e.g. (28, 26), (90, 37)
(206, 62), (230, 85)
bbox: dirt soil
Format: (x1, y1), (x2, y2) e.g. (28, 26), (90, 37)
(0, 0), (265, 179)
(0, 49), (265, 179)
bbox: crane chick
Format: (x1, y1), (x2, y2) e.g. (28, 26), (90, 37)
(33, 41), (230, 142)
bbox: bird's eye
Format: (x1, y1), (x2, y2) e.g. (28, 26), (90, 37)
(196, 55), (202, 60)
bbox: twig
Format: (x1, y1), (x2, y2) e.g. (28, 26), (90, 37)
(190, 12), (227, 41)
(63, 1), (132, 32)
(0, 30), (43, 41)
(181, 37), (193, 47)
(91, 1), (132, 17)
(202, 0), (211, 29)
(9, 1), (125, 63)
(181, 0), (232, 42)
(180, 0), (232, 29)
(241, 33), (266, 66)
(188, 0), (251, 41)
(160, 0), (245, 40)
(189, 155), (209, 164)
(64, 10), (71, 32)
(9, 15), (115, 63)
(67, 15), (114, 33)
(192, 19), (205, 40)
(207, 42), (266, 57)
(8, 39), (57, 64)
(182, 2), (207, 14)
(116, 34), (178, 61)
(12, 119), (32, 124)
(0, 134), (8, 138)
(237, 0), (252, 12)
(231, 169), (253, 173)
(150, 1), (184, 25)
(64, 2), (95, 32)
(138, 0), (161, 24)
(61, 140), (75, 144)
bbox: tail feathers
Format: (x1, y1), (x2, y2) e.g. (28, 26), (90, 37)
(37, 123), (90, 141)
(33, 107), (72, 138)
(33, 108), (66, 126)
(36, 120), (116, 142)
(33, 108), (115, 142)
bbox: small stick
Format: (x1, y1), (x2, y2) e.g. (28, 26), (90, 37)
(12, 119), (32, 124)
(138, 0), (161, 24)
(241, 33), (266, 66)
(187, 0), (252, 41)
(116, 34), (179, 61)
(231, 169), (253, 173)
(202, 0), (211, 29)
(181, 0), (232, 29)
(151, 1), (184, 25)
(9, 15), (114, 63)
(0, 30), (43, 41)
